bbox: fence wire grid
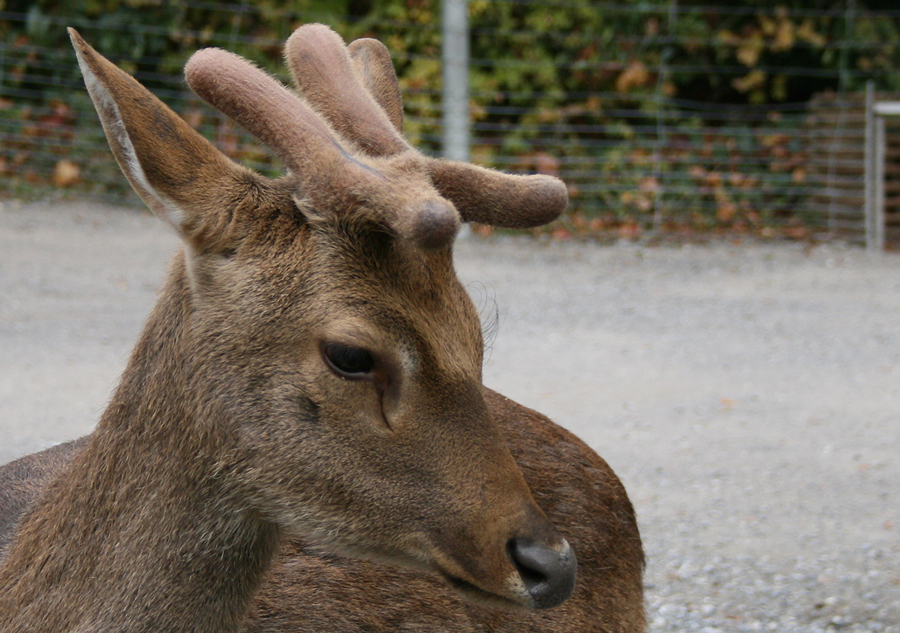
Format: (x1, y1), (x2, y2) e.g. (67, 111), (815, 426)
(2, 1), (900, 244)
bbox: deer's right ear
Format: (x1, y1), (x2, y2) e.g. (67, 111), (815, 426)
(69, 28), (264, 250)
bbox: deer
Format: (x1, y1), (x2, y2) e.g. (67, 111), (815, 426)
(0, 25), (645, 632)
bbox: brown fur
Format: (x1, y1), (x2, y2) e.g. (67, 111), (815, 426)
(0, 440), (88, 558)
(0, 25), (644, 632)
(0, 392), (644, 632)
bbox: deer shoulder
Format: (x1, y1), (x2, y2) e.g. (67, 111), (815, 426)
(0, 392), (643, 632)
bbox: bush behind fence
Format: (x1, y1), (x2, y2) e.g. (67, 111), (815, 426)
(2, 0), (900, 243)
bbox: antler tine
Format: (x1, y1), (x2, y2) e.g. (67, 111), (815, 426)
(346, 39), (568, 227)
(285, 24), (409, 158)
(347, 38), (404, 134)
(287, 27), (568, 229)
(428, 160), (568, 228)
(185, 48), (349, 185)
(346, 42), (570, 227)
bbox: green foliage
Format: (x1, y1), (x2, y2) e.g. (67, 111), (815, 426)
(1, 0), (898, 238)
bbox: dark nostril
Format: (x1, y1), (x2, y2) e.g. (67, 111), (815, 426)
(507, 537), (577, 609)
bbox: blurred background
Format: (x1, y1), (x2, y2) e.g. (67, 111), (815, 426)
(2, 0), (900, 246)
(2, 4), (900, 630)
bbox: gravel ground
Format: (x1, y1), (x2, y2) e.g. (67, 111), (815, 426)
(1, 199), (898, 632)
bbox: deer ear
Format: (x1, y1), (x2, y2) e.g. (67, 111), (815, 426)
(69, 28), (263, 247)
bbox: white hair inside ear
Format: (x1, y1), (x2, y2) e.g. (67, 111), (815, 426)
(73, 47), (186, 230)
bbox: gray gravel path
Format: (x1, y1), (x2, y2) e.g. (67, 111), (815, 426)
(1, 199), (898, 632)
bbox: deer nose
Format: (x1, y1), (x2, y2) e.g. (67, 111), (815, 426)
(507, 537), (577, 609)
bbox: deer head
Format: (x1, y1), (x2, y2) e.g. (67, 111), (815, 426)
(64, 25), (574, 612)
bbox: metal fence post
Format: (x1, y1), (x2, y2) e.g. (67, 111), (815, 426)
(875, 113), (886, 252)
(868, 99), (900, 251)
(865, 81), (875, 251)
(441, 0), (470, 163)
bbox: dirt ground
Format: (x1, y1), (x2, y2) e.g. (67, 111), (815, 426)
(1, 199), (898, 632)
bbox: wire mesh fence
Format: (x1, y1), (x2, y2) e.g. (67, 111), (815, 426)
(2, 1), (899, 244)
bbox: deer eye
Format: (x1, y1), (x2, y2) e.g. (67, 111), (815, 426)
(322, 342), (375, 378)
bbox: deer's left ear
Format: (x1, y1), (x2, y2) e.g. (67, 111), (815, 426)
(69, 28), (267, 250)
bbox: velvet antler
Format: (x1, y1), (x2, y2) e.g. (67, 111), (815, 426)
(285, 24), (568, 229)
(347, 38), (405, 134)
(284, 25), (408, 158)
(185, 47), (459, 249)
(186, 48), (363, 194)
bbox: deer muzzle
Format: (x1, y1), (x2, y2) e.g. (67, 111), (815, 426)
(507, 536), (577, 609)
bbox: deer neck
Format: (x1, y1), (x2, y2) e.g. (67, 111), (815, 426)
(0, 256), (283, 632)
